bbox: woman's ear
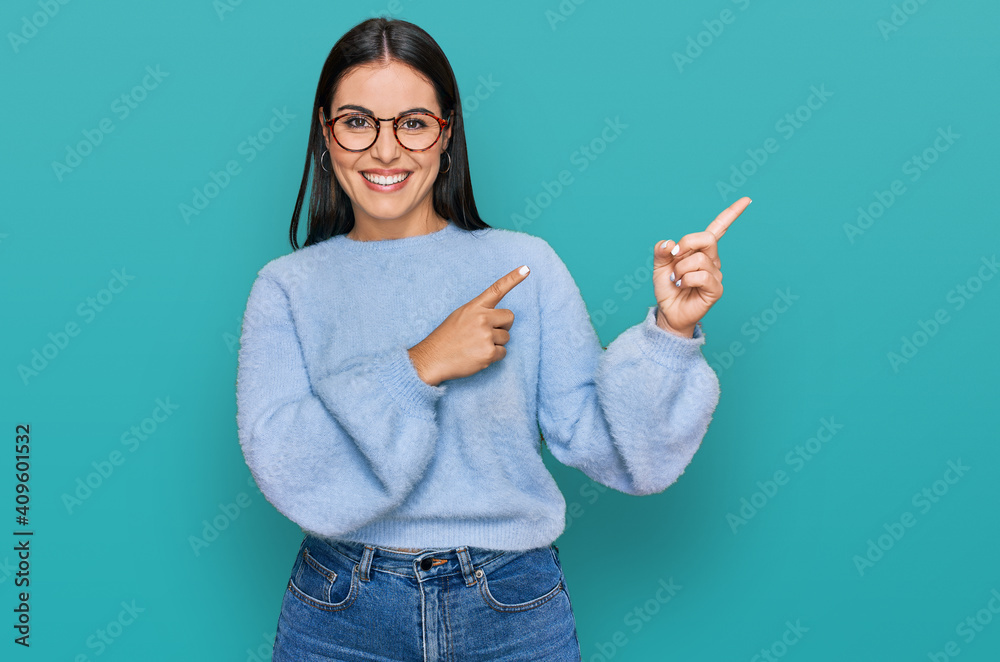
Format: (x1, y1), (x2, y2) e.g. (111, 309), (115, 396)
(443, 111), (453, 151)
(317, 107), (329, 142)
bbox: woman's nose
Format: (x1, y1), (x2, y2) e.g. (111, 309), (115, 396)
(370, 120), (401, 162)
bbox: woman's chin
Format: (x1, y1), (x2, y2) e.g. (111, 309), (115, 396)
(355, 202), (416, 221)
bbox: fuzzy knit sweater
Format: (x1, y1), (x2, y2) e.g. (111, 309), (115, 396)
(235, 220), (721, 551)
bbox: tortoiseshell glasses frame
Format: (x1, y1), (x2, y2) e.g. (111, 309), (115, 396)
(321, 108), (453, 153)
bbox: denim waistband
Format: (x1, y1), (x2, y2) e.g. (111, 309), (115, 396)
(308, 534), (515, 584)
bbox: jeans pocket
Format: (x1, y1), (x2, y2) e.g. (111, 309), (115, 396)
(477, 546), (565, 613)
(287, 543), (358, 612)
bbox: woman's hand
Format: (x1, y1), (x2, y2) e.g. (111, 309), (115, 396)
(408, 265), (531, 386)
(653, 197), (752, 337)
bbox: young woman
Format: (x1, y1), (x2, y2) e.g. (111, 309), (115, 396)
(236, 17), (749, 661)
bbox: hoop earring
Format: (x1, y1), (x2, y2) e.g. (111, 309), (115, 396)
(439, 150), (452, 175)
(320, 148), (331, 173)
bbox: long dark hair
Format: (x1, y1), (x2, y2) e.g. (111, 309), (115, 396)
(288, 18), (490, 250)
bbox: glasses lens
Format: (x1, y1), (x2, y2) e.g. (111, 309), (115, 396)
(396, 113), (441, 150)
(333, 114), (377, 150)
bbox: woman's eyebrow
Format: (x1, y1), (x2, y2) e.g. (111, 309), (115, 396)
(336, 103), (436, 115)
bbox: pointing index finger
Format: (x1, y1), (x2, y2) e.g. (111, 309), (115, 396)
(476, 265), (531, 308)
(705, 196), (752, 242)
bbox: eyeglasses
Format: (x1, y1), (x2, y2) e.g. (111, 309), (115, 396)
(321, 108), (452, 152)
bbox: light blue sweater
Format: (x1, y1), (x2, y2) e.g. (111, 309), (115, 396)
(236, 220), (721, 551)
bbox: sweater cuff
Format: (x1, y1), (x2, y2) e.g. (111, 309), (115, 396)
(377, 346), (447, 420)
(638, 305), (708, 368)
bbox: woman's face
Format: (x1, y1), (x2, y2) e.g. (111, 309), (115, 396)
(319, 60), (451, 227)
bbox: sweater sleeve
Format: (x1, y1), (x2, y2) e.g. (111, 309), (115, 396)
(535, 241), (721, 496)
(236, 272), (446, 537)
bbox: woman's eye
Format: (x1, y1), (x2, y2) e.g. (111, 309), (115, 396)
(344, 115), (373, 129)
(402, 117), (429, 130)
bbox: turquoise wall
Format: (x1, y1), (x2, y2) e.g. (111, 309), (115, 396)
(3, 0), (998, 659)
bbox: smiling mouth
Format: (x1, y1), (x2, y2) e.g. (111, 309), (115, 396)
(361, 172), (411, 185)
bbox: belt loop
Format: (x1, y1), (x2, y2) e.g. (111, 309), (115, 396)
(456, 547), (477, 587)
(359, 545), (376, 582)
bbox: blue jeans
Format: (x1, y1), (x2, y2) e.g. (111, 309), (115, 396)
(272, 534), (582, 661)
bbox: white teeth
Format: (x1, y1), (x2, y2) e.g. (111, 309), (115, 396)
(363, 172), (409, 186)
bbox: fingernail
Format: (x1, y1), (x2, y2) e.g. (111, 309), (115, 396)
(659, 240), (669, 251)
(519, 265), (529, 275)
(676, 278), (682, 287)
(669, 271), (675, 282)
(670, 244), (679, 256)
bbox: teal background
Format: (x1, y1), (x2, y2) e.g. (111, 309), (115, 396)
(2, 0), (998, 659)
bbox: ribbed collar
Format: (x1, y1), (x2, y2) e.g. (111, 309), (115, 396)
(329, 220), (460, 253)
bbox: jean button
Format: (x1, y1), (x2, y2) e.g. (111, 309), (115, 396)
(420, 557), (433, 571)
